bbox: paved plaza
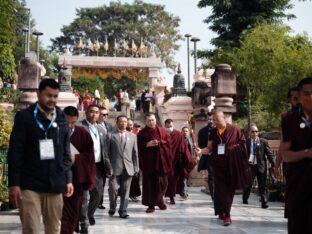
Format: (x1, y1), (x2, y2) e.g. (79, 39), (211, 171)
(0, 186), (287, 234)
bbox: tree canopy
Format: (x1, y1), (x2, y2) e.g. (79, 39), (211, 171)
(225, 24), (312, 128)
(50, 1), (182, 68)
(0, 0), (17, 81)
(197, 0), (295, 50)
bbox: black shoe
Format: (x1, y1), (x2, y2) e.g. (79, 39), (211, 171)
(89, 217), (95, 226)
(108, 209), (116, 216)
(119, 212), (129, 219)
(243, 200), (248, 204)
(98, 204), (106, 209)
(261, 202), (269, 209)
(80, 226), (88, 234)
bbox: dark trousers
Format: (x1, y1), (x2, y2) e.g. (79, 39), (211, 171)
(243, 164), (267, 203)
(206, 156), (214, 200)
(135, 99), (141, 111)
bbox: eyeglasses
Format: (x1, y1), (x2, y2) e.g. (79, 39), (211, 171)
(101, 113), (108, 116)
(251, 130), (258, 133)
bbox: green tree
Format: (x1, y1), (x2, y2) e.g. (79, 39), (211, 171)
(71, 76), (104, 99)
(229, 24), (312, 126)
(50, 1), (182, 68)
(0, 0), (17, 81)
(198, 0), (294, 49)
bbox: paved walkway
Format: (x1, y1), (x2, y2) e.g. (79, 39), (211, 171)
(0, 187), (287, 234)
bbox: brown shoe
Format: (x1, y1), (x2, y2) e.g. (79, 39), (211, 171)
(146, 206), (155, 213)
(158, 203), (167, 210)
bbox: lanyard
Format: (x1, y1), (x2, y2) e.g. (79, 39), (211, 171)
(89, 125), (98, 138)
(34, 104), (56, 139)
(298, 107), (311, 128)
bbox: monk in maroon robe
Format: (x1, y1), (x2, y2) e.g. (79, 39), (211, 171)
(280, 77), (312, 234)
(137, 113), (172, 213)
(163, 119), (181, 204)
(61, 106), (96, 234)
(204, 111), (251, 226)
(164, 119), (196, 204)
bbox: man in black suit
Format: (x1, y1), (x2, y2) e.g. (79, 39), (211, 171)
(242, 124), (275, 208)
(97, 107), (113, 210)
(197, 113), (215, 201)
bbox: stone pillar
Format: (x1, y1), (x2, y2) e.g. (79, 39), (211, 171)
(57, 61), (78, 109)
(148, 68), (159, 88)
(16, 58), (41, 110)
(211, 64), (237, 121)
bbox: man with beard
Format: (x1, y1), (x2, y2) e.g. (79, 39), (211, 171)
(137, 113), (171, 213)
(61, 106), (96, 234)
(280, 77), (312, 234)
(8, 78), (73, 234)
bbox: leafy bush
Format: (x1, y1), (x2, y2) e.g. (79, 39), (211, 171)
(0, 108), (13, 149)
(0, 89), (20, 104)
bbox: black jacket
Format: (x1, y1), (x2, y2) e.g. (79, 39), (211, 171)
(197, 125), (213, 150)
(8, 104), (72, 193)
(247, 137), (275, 173)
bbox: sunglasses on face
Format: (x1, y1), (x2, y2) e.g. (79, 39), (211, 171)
(101, 113), (108, 116)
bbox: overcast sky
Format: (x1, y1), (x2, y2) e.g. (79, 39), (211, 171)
(25, 0), (312, 88)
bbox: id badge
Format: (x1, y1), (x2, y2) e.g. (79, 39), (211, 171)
(217, 144), (225, 155)
(39, 139), (55, 160)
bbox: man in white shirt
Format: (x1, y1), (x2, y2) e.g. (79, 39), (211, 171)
(79, 104), (112, 233)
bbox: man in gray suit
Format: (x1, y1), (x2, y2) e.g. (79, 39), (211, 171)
(79, 104), (111, 233)
(107, 115), (139, 218)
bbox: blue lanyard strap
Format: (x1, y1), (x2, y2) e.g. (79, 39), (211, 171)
(89, 125), (98, 138)
(298, 107), (311, 128)
(34, 104), (55, 137)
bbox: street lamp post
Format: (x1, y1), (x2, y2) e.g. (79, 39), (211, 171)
(32, 31), (43, 62)
(26, 8), (31, 53)
(185, 34), (192, 91)
(22, 27), (28, 57)
(191, 37), (200, 75)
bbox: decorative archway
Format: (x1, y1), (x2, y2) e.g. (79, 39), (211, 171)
(58, 55), (163, 88)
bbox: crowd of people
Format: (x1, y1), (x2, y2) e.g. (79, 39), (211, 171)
(6, 77), (312, 234)
(73, 88), (156, 121)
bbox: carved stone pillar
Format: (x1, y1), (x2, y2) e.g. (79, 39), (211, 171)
(16, 58), (41, 110)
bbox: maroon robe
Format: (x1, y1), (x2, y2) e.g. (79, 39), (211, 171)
(137, 125), (172, 207)
(210, 124), (251, 217)
(281, 110), (312, 234)
(166, 130), (196, 197)
(61, 126), (96, 234)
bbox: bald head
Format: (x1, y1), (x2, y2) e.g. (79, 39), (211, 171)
(212, 111), (226, 128)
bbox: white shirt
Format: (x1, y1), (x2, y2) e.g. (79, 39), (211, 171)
(249, 138), (259, 165)
(129, 99), (136, 110)
(86, 120), (101, 163)
(94, 89), (100, 99)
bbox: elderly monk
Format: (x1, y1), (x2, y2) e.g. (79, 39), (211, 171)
(137, 113), (172, 213)
(203, 111), (251, 226)
(280, 77), (312, 234)
(61, 106), (96, 234)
